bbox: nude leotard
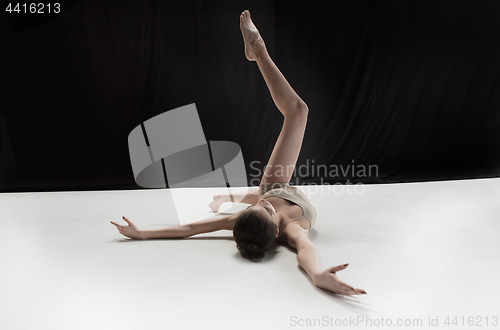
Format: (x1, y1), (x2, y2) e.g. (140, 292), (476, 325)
(258, 182), (317, 236)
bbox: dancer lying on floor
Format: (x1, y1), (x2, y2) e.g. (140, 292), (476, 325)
(112, 10), (366, 296)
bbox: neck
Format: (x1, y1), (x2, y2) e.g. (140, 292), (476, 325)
(274, 211), (285, 237)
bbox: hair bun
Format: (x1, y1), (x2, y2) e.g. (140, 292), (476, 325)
(237, 240), (265, 260)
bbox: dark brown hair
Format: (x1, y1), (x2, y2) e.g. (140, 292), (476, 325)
(233, 208), (278, 260)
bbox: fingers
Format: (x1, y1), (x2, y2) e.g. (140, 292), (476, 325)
(336, 281), (356, 295)
(338, 283), (367, 296)
(326, 263), (349, 273)
(347, 288), (367, 295)
(334, 286), (358, 296)
(357, 288), (368, 294)
(328, 283), (352, 296)
(323, 263), (368, 296)
(110, 217), (133, 230)
(346, 287), (367, 295)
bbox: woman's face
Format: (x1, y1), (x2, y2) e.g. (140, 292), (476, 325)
(247, 199), (277, 223)
(255, 198), (277, 219)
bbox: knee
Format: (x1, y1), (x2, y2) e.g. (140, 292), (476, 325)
(299, 101), (309, 114)
(294, 100), (308, 116)
(285, 100), (308, 119)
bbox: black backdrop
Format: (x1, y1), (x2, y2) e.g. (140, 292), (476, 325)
(1, 0), (499, 193)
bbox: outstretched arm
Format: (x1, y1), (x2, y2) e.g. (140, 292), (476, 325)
(286, 226), (367, 295)
(111, 212), (239, 240)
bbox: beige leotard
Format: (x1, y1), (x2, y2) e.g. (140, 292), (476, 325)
(258, 182), (317, 236)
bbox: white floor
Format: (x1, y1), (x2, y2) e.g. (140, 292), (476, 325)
(1, 178), (499, 330)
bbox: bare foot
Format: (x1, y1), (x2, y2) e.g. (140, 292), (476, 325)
(209, 194), (225, 213)
(239, 10), (265, 61)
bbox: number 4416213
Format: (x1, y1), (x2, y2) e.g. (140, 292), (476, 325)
(5, 3), (61, 14)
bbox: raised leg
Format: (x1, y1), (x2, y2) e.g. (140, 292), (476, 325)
(240, 10), (307, 117)
(240, 10), (309, 186)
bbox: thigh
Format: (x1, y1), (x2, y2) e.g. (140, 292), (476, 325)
(259, 112), (308, 188)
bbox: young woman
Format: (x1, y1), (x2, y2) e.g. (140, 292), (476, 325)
(112, 10), (366, 296)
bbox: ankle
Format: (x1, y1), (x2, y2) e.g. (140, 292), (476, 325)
(251, 38), (266, 58)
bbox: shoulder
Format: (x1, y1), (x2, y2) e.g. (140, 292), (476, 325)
(225, 211), (240, 230)
(185, 212), (240, 236)
(281, 222), (310, 249)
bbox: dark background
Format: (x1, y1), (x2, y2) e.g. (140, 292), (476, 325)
(1, 0), (499, 193)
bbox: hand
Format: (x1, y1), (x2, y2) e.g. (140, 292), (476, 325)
(313, 263), (367, 295)
(111, 216), (145, 240)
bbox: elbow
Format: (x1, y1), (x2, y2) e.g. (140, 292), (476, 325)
(296, 245), (314, 263)
(183, 225), (196, 237)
